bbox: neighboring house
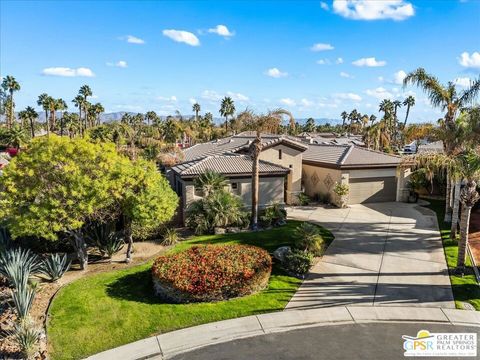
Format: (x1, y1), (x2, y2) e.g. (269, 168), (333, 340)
(302, 144), (405, 206)
(417, 140), (444, 154)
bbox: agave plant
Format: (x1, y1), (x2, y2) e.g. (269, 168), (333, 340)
(88, 223), (125, 259)
(40, 253), (71, 282)
(2, 317), (42, 359)
(161, 228), (181, 246)
(11, 285), (36, 319)
(0, 248), (40, 289)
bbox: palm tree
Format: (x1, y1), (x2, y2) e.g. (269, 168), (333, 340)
(72, 95), (85, 136)
(51, 98), (67, 131)
(92, 103), (104, 126)
(404, 68), (480, 221)
(18, 106), (38, 138)
(393, 100), (402, 119)
(37, 93), (52, 135)
(369, 114), (377, 124)
(194, 170), (227, 197)
(455, 151), (480, 274)
(192, 103), (201, 122)
(145, 111), (158, 126)
(348, 109), (359, 134)
(220, 96), (235, 132)
(1, 75), (21, 128)
(403, 95), (415, 127)
(340, 111), (348, 130)
(78, 85), (92, 130)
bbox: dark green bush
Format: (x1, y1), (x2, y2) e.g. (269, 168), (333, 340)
(294, 223), (325, 256)
(283, 249), (314, 275)
(260, 203), (286, 227)
(297, 193), (310, 206)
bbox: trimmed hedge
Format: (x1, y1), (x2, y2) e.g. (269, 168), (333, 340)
(152, 244), (272, 303)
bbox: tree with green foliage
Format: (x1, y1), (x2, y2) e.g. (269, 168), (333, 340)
(18, 106), (38, 138)
(220, 96), (235, 132)
(117, 159), (178, 262)
(0, 136), (128, 269)
(304, 118), (316, 133)
(37, 93), (52, 135)
(192, 103), (201, 122)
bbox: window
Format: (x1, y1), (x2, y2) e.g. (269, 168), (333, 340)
(278, 149), (282, 159)
(231, 182), (240, 194)
(194, 186), (204, 197)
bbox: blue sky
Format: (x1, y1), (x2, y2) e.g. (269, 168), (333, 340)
(1, 0), (479, 122)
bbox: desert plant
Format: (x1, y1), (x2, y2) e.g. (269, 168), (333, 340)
(2, 318), (42, 359)
(333, 182), (349, 196)
(161, 228), (180, 246)
(11, 285), (36, 319)
(0, 248), (40, 289)
(297, 192), (310, 206)
(283, 249), (314, 275)
(40, 253), (71, 282)
(88, 223), (125, 259)
(260, 203), (286, 227)
(294, 223), (325, 255)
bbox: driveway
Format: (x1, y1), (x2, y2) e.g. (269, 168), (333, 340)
(286, 202), (455, 309)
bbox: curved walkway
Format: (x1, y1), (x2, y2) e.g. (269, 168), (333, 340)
(286, 202), (455, 309)
(88, 306), (480, 360)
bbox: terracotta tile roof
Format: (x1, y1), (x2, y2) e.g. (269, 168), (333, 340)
(303, 144), (401, 168)
(171, 154), (290, 177)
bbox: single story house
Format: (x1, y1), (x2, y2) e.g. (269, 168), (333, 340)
(302, 144), (405, 206)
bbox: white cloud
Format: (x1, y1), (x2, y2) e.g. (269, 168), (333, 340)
(310, 43), (334, 52)
(320, 1), (329, 10)
(352, 57), (386, 67)
(280, 98), (296, 106)
(42, 67), (95, 77)
(378, 76), (385, 82)
(163, 29), (200, 46)
(332, 0), (415, 21)
(340, 71), (354, 78)
(316, 59), (330, 65)
(189, 98), (197, 105)
(336, 57), (344, 64)
(458, 51), (480, 69)
(157, 95), (177, 102)
(265, 67), (288, 78)
(454, 77), (472, 87)
(124, 35), (145, 44)
(107, 60), (128, 68)
(365, 87), (393, 99)
(201, 90), (248, 102)
(393, 70), (407, 84)
(300, 98), (314, 107)
(207, 25), (234, 37)
(333, 92), (362, 101)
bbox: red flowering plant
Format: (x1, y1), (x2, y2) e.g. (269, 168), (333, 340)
(152, 244), (272, 303)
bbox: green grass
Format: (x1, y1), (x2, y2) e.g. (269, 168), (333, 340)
(424, 199), (480, 310)
(47, 221), (333, 360)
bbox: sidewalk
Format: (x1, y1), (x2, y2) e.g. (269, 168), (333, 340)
(87, 306), (480, 360)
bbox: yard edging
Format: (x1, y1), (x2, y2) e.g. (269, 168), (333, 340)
(87, 306), (480, 360)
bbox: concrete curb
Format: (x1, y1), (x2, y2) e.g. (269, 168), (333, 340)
(86, 306), (480, 360)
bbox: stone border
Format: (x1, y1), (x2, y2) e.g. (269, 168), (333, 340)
(86, 306), (480, 360)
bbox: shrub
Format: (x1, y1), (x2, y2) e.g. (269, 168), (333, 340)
(260, 203), (286, 227)
(2, 318), (42, 359)
(283, 249), (314, 275)
(152, 244), (272, 302)
(333, 182), (349, 196)
(87, 223), (125, 259)
(186, 190), (249, 235)
(11, 285), (36, 319)
(0, 248), (40, 289)
(297, 192), (310, 206)
(40, 253), (71, 282)
(161, 228), (180, 246)
(294, 223), (325, 256)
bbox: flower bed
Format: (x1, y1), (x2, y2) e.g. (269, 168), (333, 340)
(151, 244), (272, 303)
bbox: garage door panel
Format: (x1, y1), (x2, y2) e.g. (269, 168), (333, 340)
(349, 177), (396, 204)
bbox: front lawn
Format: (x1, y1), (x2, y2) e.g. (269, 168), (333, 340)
(47, 221), (333, 360)
(424, 199), (480, 310)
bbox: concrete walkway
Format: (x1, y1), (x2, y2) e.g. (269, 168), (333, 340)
(286, 201), (455, 309)
(88, 306), (480, 360)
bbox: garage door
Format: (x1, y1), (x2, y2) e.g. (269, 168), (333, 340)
(348, 177), (397, 204)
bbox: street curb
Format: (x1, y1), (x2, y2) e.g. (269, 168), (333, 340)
(86, 306), (480, 360)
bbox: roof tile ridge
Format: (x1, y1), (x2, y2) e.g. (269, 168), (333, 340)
(339, 144), (354, 165)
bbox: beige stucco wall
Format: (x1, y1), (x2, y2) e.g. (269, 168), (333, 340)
(302, 164), (342, 204)
(260, 144), (303, 203)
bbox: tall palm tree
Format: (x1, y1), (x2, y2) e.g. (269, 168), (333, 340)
(145, 110), (158, 126)
(192, 103), (201, 122)
(92, 103), (104, 126)
(348, 109), (359, 134)
(392, 100), (402, 119)
(78, 85), (92, 130)
(219, 96), (235, 132)
(18, 106), (38, 138)
(1, 75), (21, 128)
(403, 95), (415, 127)
(340, 111), (348, 130)
(52, 98), (67, 131)
(72, 95), (85, 136)
(455, 151), (480, 274)
(37, 93), (52, 135)
(369, 114), (377, 124)
(404, 68), (480, 221)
